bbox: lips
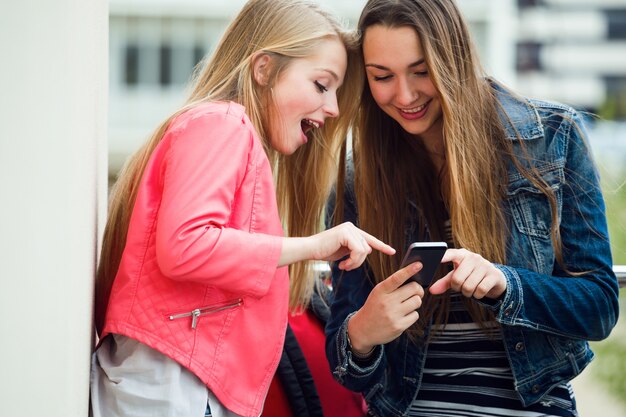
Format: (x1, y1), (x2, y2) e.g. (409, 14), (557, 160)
(398, 100), (430, 120)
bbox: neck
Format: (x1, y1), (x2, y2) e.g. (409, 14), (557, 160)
(414, 119), (445, 169)
(425, 142), (446, 173)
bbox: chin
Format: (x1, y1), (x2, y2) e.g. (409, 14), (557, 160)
(276, 143), (299, 156)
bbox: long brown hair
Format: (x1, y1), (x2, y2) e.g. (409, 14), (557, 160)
(95, 0), (361, 333)
(335, 0), (563, 335)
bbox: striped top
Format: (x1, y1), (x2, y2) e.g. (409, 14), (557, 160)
(408, 294), (577, 416)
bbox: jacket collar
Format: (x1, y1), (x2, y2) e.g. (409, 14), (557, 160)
(490, 79), (544, 141)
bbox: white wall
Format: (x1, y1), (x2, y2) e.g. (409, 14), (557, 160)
(0, 1), (108, 416)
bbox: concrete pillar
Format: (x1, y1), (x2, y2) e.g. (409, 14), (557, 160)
(0, 1), (108, 416)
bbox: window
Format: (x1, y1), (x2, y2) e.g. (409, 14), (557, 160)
(607, 10), (626, 40)
(124, 44), (139, 86)
(114, 16), (220, 88)
(159, 45), (172, 86)
(517, 0), (543, 9)
(516, 41), (543, 72)
(194, 46), (206, 70)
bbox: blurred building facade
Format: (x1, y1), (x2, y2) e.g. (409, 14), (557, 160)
(108, 0), (517, 175)
(108, 0), (626, 176)
(516, 0), (626, 118)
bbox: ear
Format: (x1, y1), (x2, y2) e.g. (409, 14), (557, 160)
(252, 53), (272, 86)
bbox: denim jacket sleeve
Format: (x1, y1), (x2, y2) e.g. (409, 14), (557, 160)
(324, 180), (387, 392)
(484, 105), (619, 341)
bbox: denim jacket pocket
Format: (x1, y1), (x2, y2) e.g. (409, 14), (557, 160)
(507, 161), (564, 239)
(547, 334), (589, 369)
(506, 161), (564, 273)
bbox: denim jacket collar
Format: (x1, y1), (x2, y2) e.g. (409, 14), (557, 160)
(492, 80), (544, 141)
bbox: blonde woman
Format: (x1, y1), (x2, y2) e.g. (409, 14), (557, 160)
(91, 1), (395, 416)
(325, 0), (620, 416)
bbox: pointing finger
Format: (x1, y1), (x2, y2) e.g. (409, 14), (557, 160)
(360, 231), (396, 256)
(440, 248), (463, 264)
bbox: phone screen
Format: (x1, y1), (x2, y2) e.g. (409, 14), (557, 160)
(399, 242), (448, 287)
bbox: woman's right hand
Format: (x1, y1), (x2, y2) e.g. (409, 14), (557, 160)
(346, 262), (424, 355)
(279, 221), (395, 270)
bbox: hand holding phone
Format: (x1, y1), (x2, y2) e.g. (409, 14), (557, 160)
(399, 242), (448, 287)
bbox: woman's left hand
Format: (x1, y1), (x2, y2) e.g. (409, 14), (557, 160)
(428, 248), (507, 300)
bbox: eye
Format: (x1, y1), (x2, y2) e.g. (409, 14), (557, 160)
(414, 71), (429, 77)
(373, 75), (392, 82)
(314, 81), (328, 93)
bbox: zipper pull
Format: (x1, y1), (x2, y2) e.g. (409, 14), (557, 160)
(191, 309), (201, 329)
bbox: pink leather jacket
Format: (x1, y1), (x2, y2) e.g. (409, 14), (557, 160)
(101, 101), (288, 417)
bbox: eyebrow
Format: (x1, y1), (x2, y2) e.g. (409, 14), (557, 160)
(365, 59), (425, 71)
(316, 68), (340, 82)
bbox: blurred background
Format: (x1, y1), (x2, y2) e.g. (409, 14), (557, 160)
(1, 0), (623, 416)
(107, 0), (626, 415)
(108, 0), (626, 174)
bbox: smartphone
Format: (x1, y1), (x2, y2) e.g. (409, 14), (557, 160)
(399, 241), (448, 287)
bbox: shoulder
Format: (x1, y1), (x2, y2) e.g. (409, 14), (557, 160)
(490, 79), (584, 142)
(164, 101), (262, 156)
(169, 101), (250, 132)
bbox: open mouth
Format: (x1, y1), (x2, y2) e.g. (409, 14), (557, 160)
(301, 118), (321, 136)
(399, 100), (429, 114)
(397, 100), (431, 120)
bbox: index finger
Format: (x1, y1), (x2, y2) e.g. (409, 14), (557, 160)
(361, 231), (396, 256)
(381, 262), (423, 292)
(440, 248), (463, 264)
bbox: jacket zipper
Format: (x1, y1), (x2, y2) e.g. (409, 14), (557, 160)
(168, 299), (243, 329)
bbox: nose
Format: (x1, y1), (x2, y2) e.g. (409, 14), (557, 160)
(395, 76), (417, 107)
(323, 93), (340, 118)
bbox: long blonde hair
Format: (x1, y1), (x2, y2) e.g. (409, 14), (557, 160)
(96, 0), (361, 332)
(336, 0), (562, 334)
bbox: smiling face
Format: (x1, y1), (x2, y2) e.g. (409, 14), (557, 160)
(264, 37), (347, 155)
(363, 25), (444, 149)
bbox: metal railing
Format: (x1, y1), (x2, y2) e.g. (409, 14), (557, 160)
(316, 264), (626, 288)
(616, 265), (626, 288)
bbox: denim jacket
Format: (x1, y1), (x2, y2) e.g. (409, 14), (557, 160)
(325, 84), (620, 417)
